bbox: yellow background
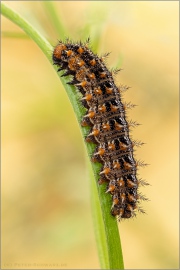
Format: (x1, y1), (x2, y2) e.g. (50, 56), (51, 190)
(2, 1), (179, 269)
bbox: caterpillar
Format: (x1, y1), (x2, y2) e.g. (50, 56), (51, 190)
(52, 38), (148, 220)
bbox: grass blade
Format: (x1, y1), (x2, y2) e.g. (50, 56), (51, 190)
(1, 3), (124, 269)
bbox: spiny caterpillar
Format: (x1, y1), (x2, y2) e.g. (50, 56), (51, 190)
(52, 38), (148, 220)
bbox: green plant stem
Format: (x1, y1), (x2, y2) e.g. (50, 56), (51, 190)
(1, 2), (52, 62)
(1, 31), (29, 38)
(1, 2), (124, 269)
(43, 1), (66, 39)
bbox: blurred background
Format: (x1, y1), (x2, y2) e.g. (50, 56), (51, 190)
(1, 1), (179, 269)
